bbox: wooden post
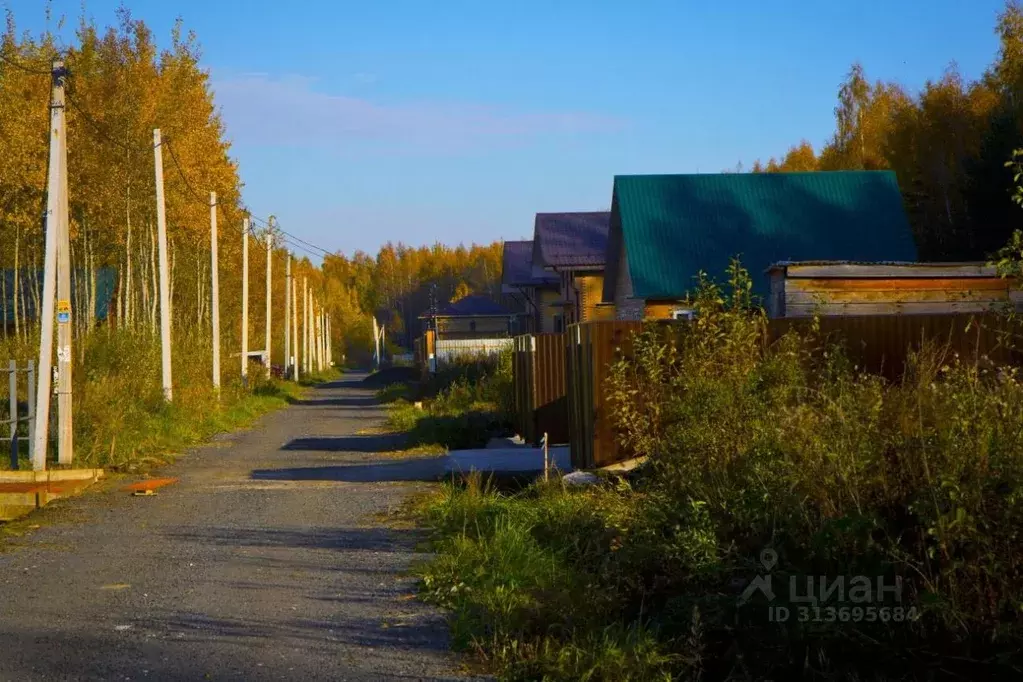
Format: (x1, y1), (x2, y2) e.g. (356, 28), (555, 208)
(9, 360), (17, 470)
(241, 219), (249, 386)
(284, 253), (291, 379)
(32, 61), (67, 470)
(264, 218), (273, 378)
(291, 275), (300, 382)
(55, 60), (72, 465)
(210, 192), (221, 391)
(543, 432), (549, 482)
(153, 128), (172, 402)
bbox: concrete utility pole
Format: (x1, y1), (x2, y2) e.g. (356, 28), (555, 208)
(153, 128), (172, 402)
(55, 60), (72, 465)
(318, 308), (324, 372)
(265, 217), (274, 378)
(303, 279), (309, 374)
(210, 192), (221, 391)
(32, 60), (69, 470)
(241, 218), (249, 386)
(308, 304), (317, 374)
(291, 275), (299, 382)
(284, 253), (291, 379)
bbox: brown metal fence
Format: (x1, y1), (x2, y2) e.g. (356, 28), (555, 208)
(512, 333), (568, 446)
(565, 321), (645, 469)
(767, 313), (1021, 379)
(563, 313), (1023, 471)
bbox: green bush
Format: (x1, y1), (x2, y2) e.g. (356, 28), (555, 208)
(413, 262), (1023, 680)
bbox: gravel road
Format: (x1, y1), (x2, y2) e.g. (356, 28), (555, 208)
(0, 373), (479, 682)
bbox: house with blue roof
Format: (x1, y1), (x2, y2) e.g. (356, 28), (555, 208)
(602, 171), (919, 320)
(418, 294), (515, 340)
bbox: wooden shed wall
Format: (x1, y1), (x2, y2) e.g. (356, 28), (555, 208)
(779, 275), (1022, 318)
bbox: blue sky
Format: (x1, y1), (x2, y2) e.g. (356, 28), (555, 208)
(4, 0), (1011, 258)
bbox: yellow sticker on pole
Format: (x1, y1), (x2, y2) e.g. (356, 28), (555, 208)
(57, 300), (71, 324)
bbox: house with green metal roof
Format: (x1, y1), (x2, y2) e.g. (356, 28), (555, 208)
(601, 171), (918, 319)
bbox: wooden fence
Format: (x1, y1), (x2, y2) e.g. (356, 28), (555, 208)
(560, 313), (1023, 471)
(512, 333), (568, 447)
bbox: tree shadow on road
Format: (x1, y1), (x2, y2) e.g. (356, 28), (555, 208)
(280, 434), (409, 452)
(252, 459), (446, 483)
(285, 394), (380, 407)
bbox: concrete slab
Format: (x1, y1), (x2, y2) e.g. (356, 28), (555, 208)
(446, 446), (571, 475)
(0, 468), (104, 521)
(485, 436), (527, 450)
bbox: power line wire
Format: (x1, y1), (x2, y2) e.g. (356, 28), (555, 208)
(162, 136), (212, 207)
(64, 92), (139, 153)
(0, 51), (54, 76)
(248, 213), (333, 256)
(281, 239), (326, 259)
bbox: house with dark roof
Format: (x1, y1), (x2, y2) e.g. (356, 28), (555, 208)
(500, 240), (559, 334)
(418, 294), (515, 340)
(602, 171), (919, 320)
(531, 212), (612, 330)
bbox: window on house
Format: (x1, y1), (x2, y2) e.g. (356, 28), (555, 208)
(553, 314), (564, 333)
(469, 320), (477, 332)
(670, 308), (695, 321)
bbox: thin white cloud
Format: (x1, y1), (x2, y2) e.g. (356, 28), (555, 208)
(353, 72), (377, 84)
(212, 73), (624, 153)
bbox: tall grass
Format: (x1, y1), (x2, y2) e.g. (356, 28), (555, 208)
(0, 327), (325, 472)
(412, 264), (1023, 680)
(384, 351), (514, 451)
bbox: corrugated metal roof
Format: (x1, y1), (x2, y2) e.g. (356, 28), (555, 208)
(767, 260), (987, 269)
(533, 212), (610, 268)
(612, 171), (918, 299)
(501, 240), (558, 288)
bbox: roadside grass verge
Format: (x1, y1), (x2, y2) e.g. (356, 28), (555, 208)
(0, 329), (338, 473)
(412, 475), (682, 682)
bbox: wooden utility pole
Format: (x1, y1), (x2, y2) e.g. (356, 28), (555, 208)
(241, 218), (249, 386)
(291, 275), (299, 382)
(303, 278), (309, 374)
(210, 192), (221, 391)
(55, 60), (73, 465)
(326, 315), (331, 367)
(264, 217), (274, 378)
(284, 253), (291, 379)
(32, 60), (69, 470)
(153, 129), (172, 402)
